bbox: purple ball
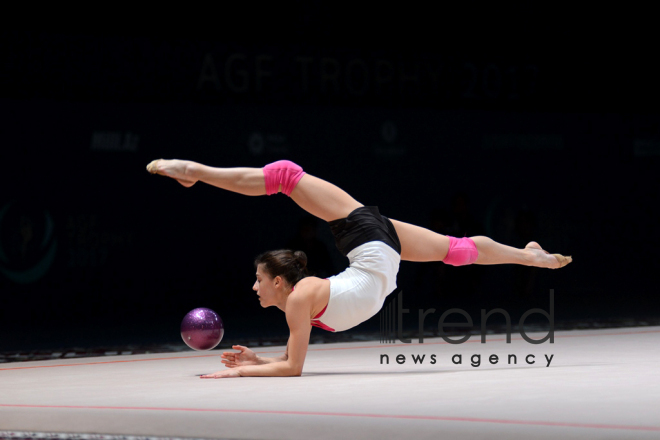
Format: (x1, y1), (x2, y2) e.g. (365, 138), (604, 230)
(180, 307), (224, 351)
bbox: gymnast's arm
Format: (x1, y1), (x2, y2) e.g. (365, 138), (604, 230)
(235, 293), (312, 377)
(216, 343), (288, 368)
(256, 342), (290, 364)
(201, 296), (311, 378)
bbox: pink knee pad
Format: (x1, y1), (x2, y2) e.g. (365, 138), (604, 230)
(263, 160), (306, 196)
(443, 236), (479, 266)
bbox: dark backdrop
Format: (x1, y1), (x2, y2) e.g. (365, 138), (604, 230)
(1, 7), (658, 353)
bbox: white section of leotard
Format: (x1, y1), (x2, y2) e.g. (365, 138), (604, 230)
(320, 241), (401, 332)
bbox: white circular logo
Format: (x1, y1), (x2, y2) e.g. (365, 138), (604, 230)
(248, 132), (265, 156)
(381, 121), (398, 143)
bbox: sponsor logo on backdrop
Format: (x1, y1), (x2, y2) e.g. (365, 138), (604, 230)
(633, 139), (660, 157)
(373, 120), (406, 157)
(248, 132), (289, 156)
(90, 131), (139, 152)
(0, 202), (57, 284)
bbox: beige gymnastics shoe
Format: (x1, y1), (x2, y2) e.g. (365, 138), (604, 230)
(146, 159), (162, 174)
(552, 254), (573, 268)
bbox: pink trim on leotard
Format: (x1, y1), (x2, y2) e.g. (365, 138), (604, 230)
(291, 285), (336, 332)
(312, 305), (327, 319)
(311, 304), (335, 332)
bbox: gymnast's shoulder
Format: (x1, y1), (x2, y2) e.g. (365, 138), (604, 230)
(288, 277), (331, 313)
(292, 276), (330, 294)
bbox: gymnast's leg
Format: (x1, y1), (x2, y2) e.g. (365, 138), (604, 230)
(147, 159), (571, 268)
(146, 159), (362, 222)
(389, 219), (571, 269)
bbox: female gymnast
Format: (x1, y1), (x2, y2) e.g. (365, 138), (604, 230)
(146, 159), (571, 378)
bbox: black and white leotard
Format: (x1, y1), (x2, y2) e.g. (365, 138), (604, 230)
(311, 206), (401, 332)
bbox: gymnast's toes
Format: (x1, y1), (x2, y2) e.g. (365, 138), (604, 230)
(523, 243), (569, 268)
(552, 254), (573, 268)
(146, 159), (162, 174)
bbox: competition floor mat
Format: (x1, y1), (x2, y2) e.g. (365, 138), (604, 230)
(1, 327), (659, 440)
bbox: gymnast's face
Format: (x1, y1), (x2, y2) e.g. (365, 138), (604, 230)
(253, 264), (283, 308)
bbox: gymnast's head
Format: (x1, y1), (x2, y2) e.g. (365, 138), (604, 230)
(253, 250), (309, 306)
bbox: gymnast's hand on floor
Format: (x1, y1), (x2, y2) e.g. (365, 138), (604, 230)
(146, 159), (198, 187)
(220, 345), (260, 368)
(200, 369), (241, 379)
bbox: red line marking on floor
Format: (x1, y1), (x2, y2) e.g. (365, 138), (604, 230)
(0, 404), (658, 432)
(1, 329), (658, 371)
(309, 329), (660, 352)
(0, 354), (223, 370)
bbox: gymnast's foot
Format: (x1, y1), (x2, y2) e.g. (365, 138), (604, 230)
(524, 242), (572, 269)
(146, 159), (197, 187)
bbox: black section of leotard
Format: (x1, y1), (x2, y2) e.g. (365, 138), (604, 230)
(328, 206), (402, 256)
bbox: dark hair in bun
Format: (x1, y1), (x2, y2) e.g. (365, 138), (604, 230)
(255, 249), (309, 287)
